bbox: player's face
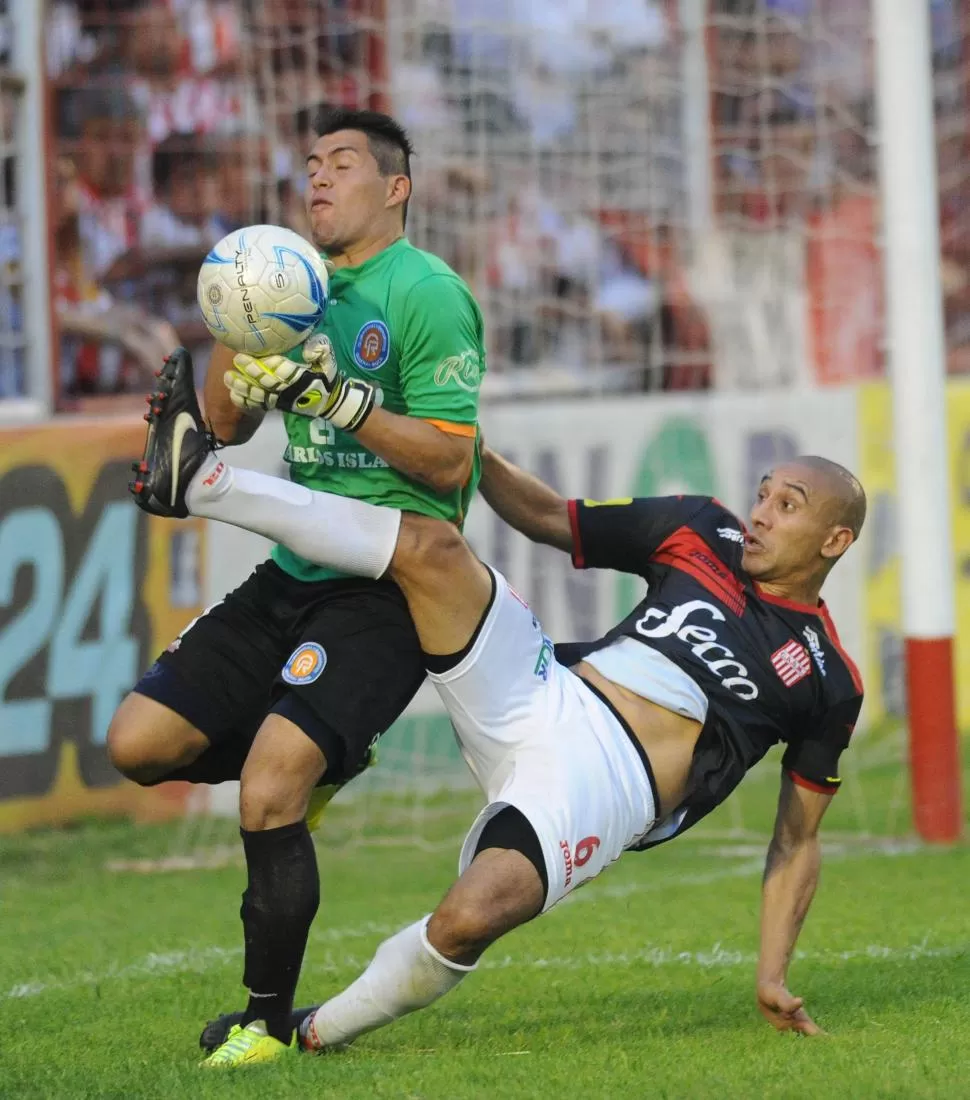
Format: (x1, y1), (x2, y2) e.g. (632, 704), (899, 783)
(305, 130), (395, 252)
(742, 465), (847, 582)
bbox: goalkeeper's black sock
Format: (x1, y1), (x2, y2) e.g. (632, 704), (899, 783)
(239, 821), (320, 1044)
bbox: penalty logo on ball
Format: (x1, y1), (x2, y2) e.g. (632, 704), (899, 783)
(282, 642), (328, 685)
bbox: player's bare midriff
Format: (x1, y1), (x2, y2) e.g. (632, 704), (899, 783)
(573, 662), (703, 817)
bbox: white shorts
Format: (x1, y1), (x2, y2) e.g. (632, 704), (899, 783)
(429, 569), (658, 911)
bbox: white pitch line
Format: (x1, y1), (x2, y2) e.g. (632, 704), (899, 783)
(2, 945), (244, 1002)
(480, 938), (967, 973)
(4, 938), (965, 1004)
(0, 840), (951, 1003)
(0, 863), (769, 1001)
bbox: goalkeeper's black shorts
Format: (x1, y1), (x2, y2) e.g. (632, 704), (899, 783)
(133, 560), (425, 785)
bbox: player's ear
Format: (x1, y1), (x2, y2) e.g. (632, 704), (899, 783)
(385, 173), (411, 212)
(820, 525), (854, 561)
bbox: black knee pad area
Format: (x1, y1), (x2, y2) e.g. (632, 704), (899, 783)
(474, 806), (549, 902)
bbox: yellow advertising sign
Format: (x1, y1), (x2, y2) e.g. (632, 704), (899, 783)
(857, 380), (970, 729)
(945, 380), (970, 729)
(0, 418), (205, 831)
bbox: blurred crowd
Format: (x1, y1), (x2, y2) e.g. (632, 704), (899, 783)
(45, 0), (691, 400)
(0, 1), (25, 399)
(392, 0), (707, 390)
(46, 0), (379, 401)
(710, 0), (970, 381)
(5, 0), (964, 404)
(49, 0), (248, 400)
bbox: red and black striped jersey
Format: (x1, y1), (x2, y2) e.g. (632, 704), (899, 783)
(565, 495), (863, 847)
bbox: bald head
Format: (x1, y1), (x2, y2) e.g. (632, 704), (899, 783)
(745, 456), (867, 591)
(787, 455), (867, 541)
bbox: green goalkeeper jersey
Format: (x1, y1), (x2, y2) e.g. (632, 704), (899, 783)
(272, 238), (485, 582)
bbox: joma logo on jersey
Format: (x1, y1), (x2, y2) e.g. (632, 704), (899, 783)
(635, 600), (759, 700)
(434, 349), (481, 392)
(689, 548), (730, 580)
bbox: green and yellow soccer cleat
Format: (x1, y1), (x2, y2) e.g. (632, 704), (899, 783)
(305, 783), (340, 833)
(304, 746), (378, 833)
(200, 1021), (296, 1069)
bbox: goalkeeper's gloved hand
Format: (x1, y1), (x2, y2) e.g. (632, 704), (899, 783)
(223, 334), (376, 432)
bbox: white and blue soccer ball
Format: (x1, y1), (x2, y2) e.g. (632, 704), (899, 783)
(197, 224), (329, 356)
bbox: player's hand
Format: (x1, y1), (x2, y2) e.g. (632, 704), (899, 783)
(223, 338), (374, 430)
(225, 349), (332, 417)
(756, 981), (825, 1036)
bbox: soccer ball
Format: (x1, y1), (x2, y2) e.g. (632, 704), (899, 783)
(196, 224), (329, 356)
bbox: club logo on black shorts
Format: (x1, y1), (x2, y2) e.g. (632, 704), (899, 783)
(282, 642), (328, 685)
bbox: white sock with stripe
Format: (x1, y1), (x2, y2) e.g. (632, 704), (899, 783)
(300, 917), (476, 1050)
(185, 454), (401, 578)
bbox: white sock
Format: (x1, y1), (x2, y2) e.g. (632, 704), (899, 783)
(301, 917), (475, 1051)
(185, 454), (401, 578)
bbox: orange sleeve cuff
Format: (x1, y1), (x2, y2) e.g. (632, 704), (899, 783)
(423, 419), (478, 438)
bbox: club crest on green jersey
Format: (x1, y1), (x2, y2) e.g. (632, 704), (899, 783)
(354, 320), (390, 370)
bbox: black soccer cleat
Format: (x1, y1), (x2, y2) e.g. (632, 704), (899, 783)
(199, 1006), (319, 1053)
(130, 347), (214, 518)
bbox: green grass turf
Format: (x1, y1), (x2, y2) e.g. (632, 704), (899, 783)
(2, 752), (968, 1099)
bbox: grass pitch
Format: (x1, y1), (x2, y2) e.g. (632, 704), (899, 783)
(2, 754), (969, 1099)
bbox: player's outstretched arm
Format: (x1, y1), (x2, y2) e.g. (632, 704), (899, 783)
(204, 342), (265, 445)
(478, 445), (572, 551)
(757, 773), (833, 1036)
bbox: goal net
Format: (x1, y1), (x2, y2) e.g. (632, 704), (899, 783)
(40, 0), (970, 864)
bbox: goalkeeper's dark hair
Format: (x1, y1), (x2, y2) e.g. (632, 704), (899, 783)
(311, 105), (414, 224)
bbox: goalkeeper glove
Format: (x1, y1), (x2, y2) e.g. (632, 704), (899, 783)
(224, 334), (376, 432)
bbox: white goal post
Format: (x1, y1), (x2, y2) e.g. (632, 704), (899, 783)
(873, 0), (961, 841)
